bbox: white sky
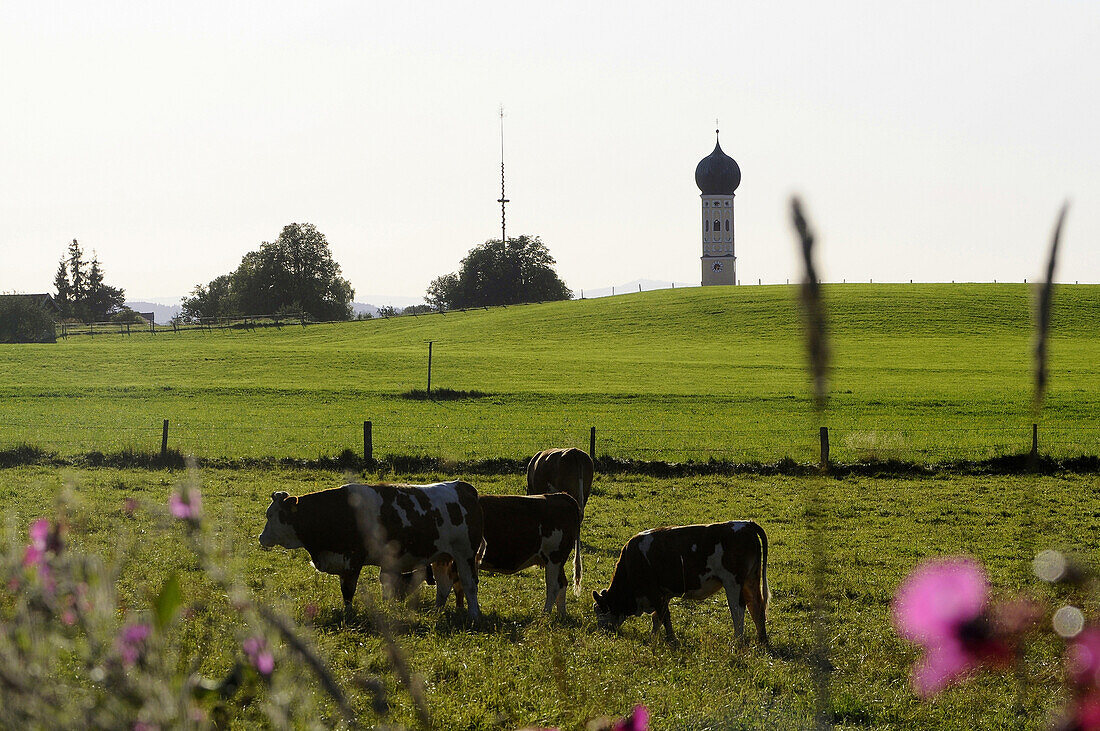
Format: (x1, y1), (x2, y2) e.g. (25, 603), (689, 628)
(1, 1), (1097, 303)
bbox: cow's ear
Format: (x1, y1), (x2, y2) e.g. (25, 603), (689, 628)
(286, 496), (298, 513)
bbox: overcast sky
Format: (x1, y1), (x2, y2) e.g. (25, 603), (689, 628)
(2, 1), (1096, 303)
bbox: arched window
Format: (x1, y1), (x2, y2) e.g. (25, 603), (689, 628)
(725, 219), (730, 231)
(714, 219), (720, 232)
(704, 220), (709, 232)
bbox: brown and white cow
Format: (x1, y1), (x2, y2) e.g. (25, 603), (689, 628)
(526, 447), (594, 590)
(436, 493), (581, 616)
(258, 481), (485, 621)
(592, 521), (769, 645)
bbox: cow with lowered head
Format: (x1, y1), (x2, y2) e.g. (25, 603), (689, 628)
(258, 481), (485, 621)
(593, 521), (769, 645)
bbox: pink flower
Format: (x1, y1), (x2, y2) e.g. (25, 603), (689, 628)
(116, 623), (151, 667)
(169, 485), (201, 522)
(243, 636), (274, 677)
(23, 518), (53, 569)
(612, 705), (648, 731)
(1059, 628), (1100, 731)
(29, 518), (49, 548)
(892, 557), (1013, 697)
(1068, 628), (1100, 688)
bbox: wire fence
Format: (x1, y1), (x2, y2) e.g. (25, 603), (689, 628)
(3, 418), (1097, 467)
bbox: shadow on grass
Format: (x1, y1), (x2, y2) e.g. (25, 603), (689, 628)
(399, 388), (492, 401)
(313, 600), (584, 638)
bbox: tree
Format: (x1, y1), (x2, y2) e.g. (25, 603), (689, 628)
(425, 235), (572, 310)
(184, 223), (355, 321)
(0, 296), (56, 343)
(52, 239), (126, 323)
(52, 260), (72, 319)
(66, 239), (84, 305)
(83, 256), (126, 322)
(181, 274), (234, 321)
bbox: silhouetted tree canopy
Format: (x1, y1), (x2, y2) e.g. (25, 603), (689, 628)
(0, 296), (57, 343)
(426, 235), (572, 310)
(52, 239), (126, 322)
(182, 223), (354, 321)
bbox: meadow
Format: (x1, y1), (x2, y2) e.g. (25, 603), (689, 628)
(1, 284), (1098, 464)
(2, 283), (1099, 728)
(3, 464), (1098, 728)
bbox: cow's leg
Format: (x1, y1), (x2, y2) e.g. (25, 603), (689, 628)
(340, 566), (362, 615)
(432, 560), (456, 609)
(654, 601), (676, 643)
(555, 564), (568, 616)
(544, 561), (566, 615)
(725, 580), (747, 640)
(431, 560), (465, 612)
(743, 573), (769, 646)
(454, 556), (481, 622)
(382, 570), (412, 601)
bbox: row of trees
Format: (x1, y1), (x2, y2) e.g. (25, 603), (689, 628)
(52, 239), (127, 322)
(182, 223), (355, 322)
(43, 227), (570, 328)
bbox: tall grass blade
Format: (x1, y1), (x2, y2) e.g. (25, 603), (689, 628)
(1034, 203), (1069, 411)
(791, 196), (833, 729)
(792, 197), (829, 412)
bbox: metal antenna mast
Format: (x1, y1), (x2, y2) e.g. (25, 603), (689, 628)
(497, 106), (509, 244)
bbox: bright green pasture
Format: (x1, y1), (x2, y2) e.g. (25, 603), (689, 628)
(3, 465), (1099, 728)
(0, 284), (1097, 463)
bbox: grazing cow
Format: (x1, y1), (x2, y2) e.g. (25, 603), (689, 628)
(592, 521), (769, 645)
(526, 447), (594, 589)
(437, 493), (581, 615)
(258, 481), (485, 621)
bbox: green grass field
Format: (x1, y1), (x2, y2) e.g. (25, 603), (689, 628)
(3, 284), (1099, 727)
(1, 284), (1097, 464)
(4, 465), (1098, 728)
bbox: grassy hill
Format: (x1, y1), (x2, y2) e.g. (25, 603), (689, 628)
(1, 284), (1097, 462)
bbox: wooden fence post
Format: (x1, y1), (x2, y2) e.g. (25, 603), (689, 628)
(819, 426), (830, 470)
(426, 341), (433, 397)
(161, 420), (169, 458)
(590, 426), (596, 461)
(364, 420), (373, 463)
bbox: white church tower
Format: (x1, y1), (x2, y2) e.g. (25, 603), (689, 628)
(695, 130), (741, 285)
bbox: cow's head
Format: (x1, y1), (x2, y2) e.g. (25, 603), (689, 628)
(592, 589), (631, 630)
(258, 491), (304, 550)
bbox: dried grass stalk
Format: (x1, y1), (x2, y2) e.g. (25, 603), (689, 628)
(792, 197), (829, 412)
(1034, 203), (1069, 411)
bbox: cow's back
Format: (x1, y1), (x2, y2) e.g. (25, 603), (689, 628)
(525, 448), (594, 512)
(623, 522), (762, 596)
(358, 481), (483, 566)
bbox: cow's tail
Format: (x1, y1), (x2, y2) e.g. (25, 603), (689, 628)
(476, 536), (488, 567)
(573, 478), (584, 595)
(573, 534), (583, 595)
(756, 522), (770, 616)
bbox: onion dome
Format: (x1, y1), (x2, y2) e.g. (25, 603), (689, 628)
(695, 134), (741, 195)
